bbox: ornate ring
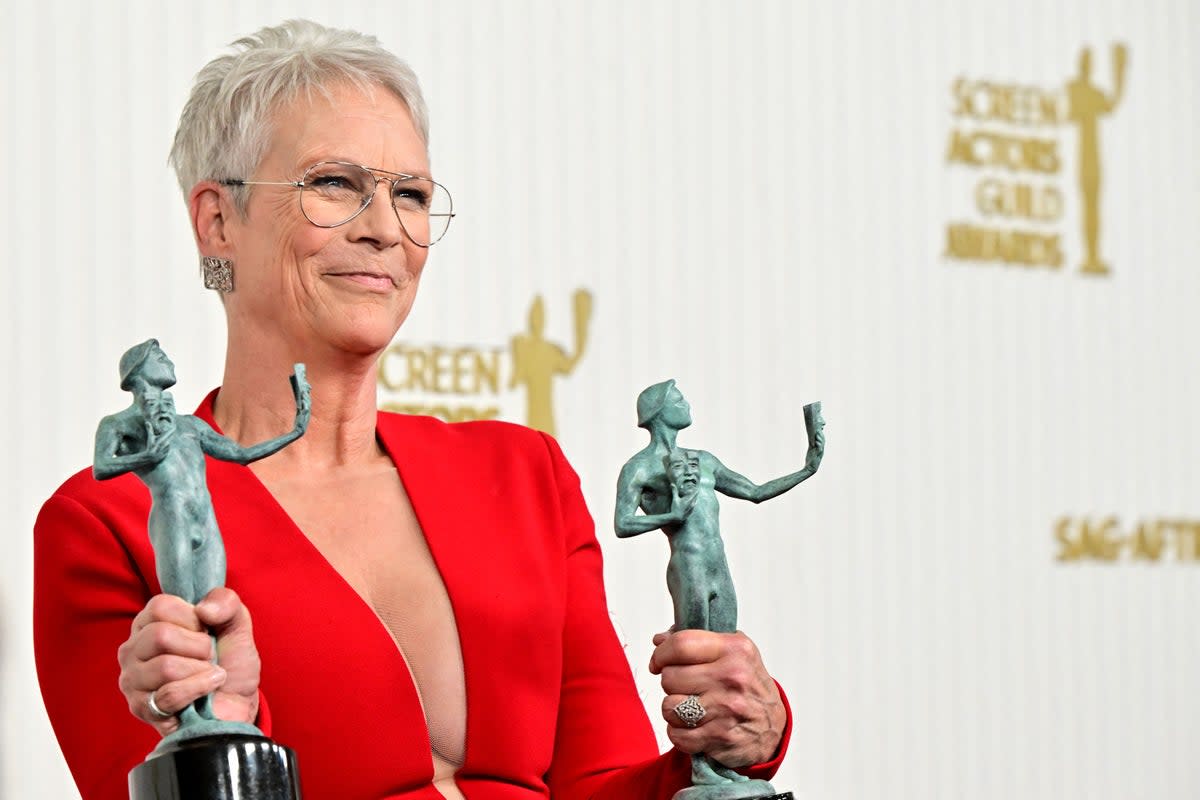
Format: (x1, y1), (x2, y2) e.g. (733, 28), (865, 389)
(147, 690), (174, 720)
(673, 694), (706, 728)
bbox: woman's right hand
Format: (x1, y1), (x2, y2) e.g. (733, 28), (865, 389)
(117, 587), (261, 735)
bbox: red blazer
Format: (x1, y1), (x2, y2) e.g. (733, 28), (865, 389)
(34, 391), (789, 799)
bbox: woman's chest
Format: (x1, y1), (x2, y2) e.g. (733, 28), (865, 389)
(204, 433), (574, 794)
(236, 462), (569, 734)
(277, 473), (470, 764)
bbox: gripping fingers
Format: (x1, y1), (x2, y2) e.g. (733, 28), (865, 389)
(134, 658), (226, 722)
(131, 620), (214, 663)
(195, 587), (249, 632)
(130, 594), (205, 637)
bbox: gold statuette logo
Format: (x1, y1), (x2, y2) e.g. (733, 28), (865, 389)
(377, 289), (593, 436)
(509, 290), (592, 437)
(944, 44), (1127, 276)
(1068, 45), (1128, 275)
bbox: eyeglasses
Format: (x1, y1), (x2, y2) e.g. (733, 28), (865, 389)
(220, 161), (455, 247)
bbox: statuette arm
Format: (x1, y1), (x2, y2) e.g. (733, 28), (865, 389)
(92, 416), (169, 481)
(563, 289), (592, 371)
(614, 462), (692, 537)
(1108, 43), (1128, 109)
(194, 365), (311, 466)
(193, 422), (299, 466)
(713, 456), (819, 505)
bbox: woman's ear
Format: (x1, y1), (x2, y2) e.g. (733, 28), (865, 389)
(190, 181), (235, 256)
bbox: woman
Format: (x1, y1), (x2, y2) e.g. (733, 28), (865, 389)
(34, 20), (791, 800)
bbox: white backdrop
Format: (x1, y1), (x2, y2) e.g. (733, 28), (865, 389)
(4, 1), (1198, 798)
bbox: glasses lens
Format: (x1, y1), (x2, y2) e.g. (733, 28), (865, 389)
(390, 176), (454, 247)
(299, 163), (454, 245)
(299, 163), (374, 227)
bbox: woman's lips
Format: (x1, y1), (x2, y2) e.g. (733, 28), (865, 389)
(325, 272), (395, 291)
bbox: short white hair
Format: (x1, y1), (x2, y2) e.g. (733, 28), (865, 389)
(169, 19), (430, 212)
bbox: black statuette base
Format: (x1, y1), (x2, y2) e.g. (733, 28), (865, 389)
(129, 733), (300, 800)
(674, 784), (793, 800)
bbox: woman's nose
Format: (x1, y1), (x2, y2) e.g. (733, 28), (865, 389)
(349, 180), (406, 248)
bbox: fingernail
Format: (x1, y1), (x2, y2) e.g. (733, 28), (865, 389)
(210, 667), (226, 684)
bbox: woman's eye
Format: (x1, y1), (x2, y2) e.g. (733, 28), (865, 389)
(308, 172), (364, 194)
(392, 184), (431, 208)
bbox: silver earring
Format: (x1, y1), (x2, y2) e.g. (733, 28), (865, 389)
(202, 256), (234, 293)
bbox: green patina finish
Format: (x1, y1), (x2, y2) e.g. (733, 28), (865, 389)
(94, 340), (310, 746)
(615, 380), (824, 798)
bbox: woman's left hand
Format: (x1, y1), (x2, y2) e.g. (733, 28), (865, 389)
(650, 629), (786, 768)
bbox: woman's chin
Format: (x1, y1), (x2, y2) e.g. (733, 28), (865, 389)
(321, 325), (401, 358)
(323, 310), (410, 358)
(231, 291), (415, 362)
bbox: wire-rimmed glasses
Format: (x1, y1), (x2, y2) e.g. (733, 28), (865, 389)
(220, 161), (455, 247)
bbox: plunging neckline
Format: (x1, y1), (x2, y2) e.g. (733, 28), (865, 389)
(195, 389), (471, 777)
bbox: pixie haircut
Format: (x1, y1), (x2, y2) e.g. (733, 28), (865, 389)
(169, 19), (430, 213)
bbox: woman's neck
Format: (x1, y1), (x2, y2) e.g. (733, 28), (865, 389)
(214, 334), (386, 473)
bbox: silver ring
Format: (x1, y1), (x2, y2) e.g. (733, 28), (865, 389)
(147, 690), (174, 720)
(673, 694), (706, 728)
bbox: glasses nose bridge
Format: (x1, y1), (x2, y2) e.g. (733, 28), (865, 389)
(360, 171), (390, 205)
(363, 171), (409, 212)
(356, 170), (416, 239)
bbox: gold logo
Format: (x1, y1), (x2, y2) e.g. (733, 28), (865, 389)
(377, 289), (593, 436)
(1055, 517), (1200, 562)
(944, 44), (1128, 275)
